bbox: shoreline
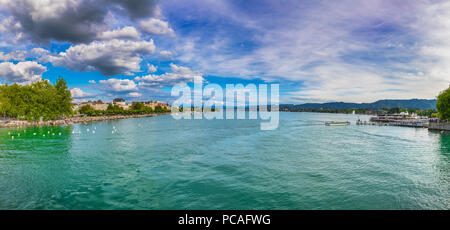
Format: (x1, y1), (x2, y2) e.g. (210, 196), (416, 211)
(0, 113), (171, 128)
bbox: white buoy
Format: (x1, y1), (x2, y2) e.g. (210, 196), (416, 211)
(33, 133), (36, 135)
(59, 132), (61, 136)
(87, 128), (90, 132)
(8, 132), (10, 135)
(92, 130), (95, 134)
(43, 134), (45, 137)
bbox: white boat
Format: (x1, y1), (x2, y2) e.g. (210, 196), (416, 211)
(325, 121), (350, 126)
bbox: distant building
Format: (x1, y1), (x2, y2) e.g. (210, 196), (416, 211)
(73, 100), (109, 111)
(143, 101), (170, 110)
(113, 98), (126, 106)
(73, 98), (169, 112)
(113, 98), (130, 110)
(91, 100), (108, 111)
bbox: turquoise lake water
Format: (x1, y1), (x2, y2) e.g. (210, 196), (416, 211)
(0, 112), (449, 209)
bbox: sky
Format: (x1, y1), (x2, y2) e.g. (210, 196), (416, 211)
(0, 0), (449, 104)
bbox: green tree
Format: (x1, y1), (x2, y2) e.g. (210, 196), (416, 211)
(54, 76), (73, 117)
(437, 87), (450, 120)
(107, 104), (123, 111)
(0, 77), (74, 121)
(154, 105), (164, 113)
(131, 102), (145, 111)
(79, 104), (94, 114)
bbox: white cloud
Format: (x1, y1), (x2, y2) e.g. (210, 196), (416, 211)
(139, 18), (175, 36)
(413, 1), (450, 93)
(147, 63), (157, 73)
(88, 80), (96, 84)
(0, 47), (50, 61)
(99, 78), (138, 92)
(70, 88), (95, 98)
(135, 63), (203, 88)
(97, 26), (141, 40)
(0, 61), (46, 84)
(44, 39), (156, 76)
(286, 63), (438, 103)
(159, 50), (174, 60)
(127, 92), (142, 97)
(30, 47), (50, 56)
(0, 51), (27, 61)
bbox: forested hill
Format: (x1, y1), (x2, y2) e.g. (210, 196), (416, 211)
(281, 99), (437, 110)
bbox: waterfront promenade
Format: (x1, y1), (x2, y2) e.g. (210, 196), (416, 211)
(429, 119), (450, 131)
(0, 113), (170, 128)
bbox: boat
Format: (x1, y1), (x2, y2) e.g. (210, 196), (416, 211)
(325, 121), (350, 126)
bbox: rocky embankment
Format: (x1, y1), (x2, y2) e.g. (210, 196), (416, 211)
(0, 113), (170, 128)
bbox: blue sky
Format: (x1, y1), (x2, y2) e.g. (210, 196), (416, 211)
(0, 0), (449, 104)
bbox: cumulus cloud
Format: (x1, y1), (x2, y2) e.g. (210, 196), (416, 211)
(70, 88), (96, 98)
(97, 26), (141, 40)
(0, 48), (50, 61)
(0, 61), (46, 84)
(134, 63), (203, 88)
(147, 64), (157, 73)
(98, 78), (138, 92)
(0, 51), (27, 61)
(127, 92), (142, 97)
(0, 0), (157, 44)
(139, 18), (175, 36)
(159, 50), (175, 60)
(44, 39), (156, 76)
(30, 47), (50, 56)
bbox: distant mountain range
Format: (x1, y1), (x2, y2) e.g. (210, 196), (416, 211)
(281, 99), (437, 110)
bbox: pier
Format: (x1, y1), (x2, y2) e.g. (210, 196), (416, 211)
(429, 119), (450, 131)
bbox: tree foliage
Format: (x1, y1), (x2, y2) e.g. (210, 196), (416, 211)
(79, 104), (94, 114)
(80, 103), (170, 116)
(0, 77), (73, 121)
(437, 87), (450, 120)
(107, 104), (124, 112)
(130, 102), (145, 111)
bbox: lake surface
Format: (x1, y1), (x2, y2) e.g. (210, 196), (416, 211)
(0, 112), (449, 209)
